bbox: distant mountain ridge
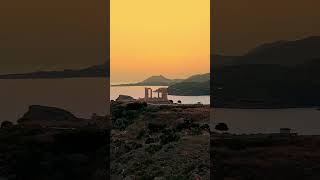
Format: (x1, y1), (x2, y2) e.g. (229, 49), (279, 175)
(233, 36), (320, 66)
(183, 73), (210, 83)
(141, 75), (174, 84)
(0, 63), (109, 79)
(167, 73), (210, 96)
(211, 36), (320, 107)
(112, 75), (183, 86)
(212, 36), (320, 68)
(112, 73), (208, 87)
(168, 80), (210, 96)
(111, 74), (210, 96)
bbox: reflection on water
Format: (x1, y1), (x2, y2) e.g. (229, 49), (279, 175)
(0, 78), (109, 123)
(111, 86), (210, 105)
(212, 108), (320, 135)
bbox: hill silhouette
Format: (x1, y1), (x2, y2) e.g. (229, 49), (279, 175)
(183, 73), (210, 83)
(112, 73), (210, 96)
(112, 75), (182, 86)
(168, 81), (210, 96)
(0, 63), (109, 79)
(141, 75), (175, 84)
(212, 36), (320, 107)
(167, 73), (210, 96)
(233, 36), (320, 66)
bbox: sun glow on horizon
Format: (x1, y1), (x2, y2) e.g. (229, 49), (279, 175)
(111, 0), (210, 83)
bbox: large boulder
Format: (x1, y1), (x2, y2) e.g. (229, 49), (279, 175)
(1, 121), (13, 128)
(18, 105), (78, 123)
(116, 95), (135, 102)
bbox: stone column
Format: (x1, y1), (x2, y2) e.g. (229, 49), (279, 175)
(162, 89), (168, 100)
(145, 88), (149, 100)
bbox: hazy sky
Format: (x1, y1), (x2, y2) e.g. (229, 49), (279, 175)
(111, 0), (210, 83)
(3, 0), (319, 77)
(0, 0), (108, 74)
(212, 0), (320, 56)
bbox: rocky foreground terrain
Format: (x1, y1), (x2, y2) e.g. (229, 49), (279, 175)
(110, 101), (210, 179)
(2, 103), (320, 180)
(0, 105), (109, 180)
(211, 133), (320, 180)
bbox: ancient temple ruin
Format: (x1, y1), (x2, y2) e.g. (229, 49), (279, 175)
(142, 87), (171, 104)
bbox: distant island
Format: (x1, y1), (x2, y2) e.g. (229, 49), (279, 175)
(113, 73), (210, 96)
(0, 63), (109, 79)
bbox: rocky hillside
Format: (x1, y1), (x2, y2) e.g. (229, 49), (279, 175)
(111, 101), (210, 179)
(168, 73), (210, 96)
(168, 81), (210, 96)
(0, 106), (109, 180)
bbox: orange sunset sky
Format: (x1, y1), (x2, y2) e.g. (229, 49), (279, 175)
(110, 0), (210, 83)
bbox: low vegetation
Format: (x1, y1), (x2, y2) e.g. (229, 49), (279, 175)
(0, 127), (108, 180)
(111, 101), (210, 179)
(211, 133), (320, 179)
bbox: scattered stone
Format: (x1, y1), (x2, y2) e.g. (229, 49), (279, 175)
(215, 123), (229, 132)
(1, 121), (13, 128)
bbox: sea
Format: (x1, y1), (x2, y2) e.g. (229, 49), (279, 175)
(212, 108), (320, 135)
(0, 78), (109, 123)
(2, 78), (319, 135)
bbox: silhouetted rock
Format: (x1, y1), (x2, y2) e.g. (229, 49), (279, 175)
(116, 95), (135, 102)
(18, 105), (78, 123)
(1, 121), (13, 128)
(215, 123), (229, 132)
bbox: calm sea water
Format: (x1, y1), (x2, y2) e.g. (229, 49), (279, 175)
(0, 78), (109, 123)
(111, 85), (210, 105)
(6, 79), (318, 135)
(212, 108), (320, 135)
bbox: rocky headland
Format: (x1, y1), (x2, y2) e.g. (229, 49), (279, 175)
(0, 105), (109, 180)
